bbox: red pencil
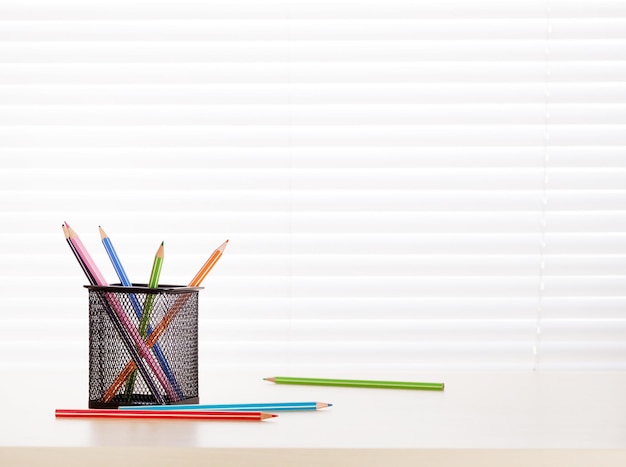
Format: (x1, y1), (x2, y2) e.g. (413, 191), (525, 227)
(55, 409), (277, 421)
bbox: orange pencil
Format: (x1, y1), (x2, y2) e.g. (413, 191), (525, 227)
(102, 240), (229, 402)
(188, 239), (229, 287)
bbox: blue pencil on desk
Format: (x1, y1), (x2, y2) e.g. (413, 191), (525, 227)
(119, 402), (332, 412)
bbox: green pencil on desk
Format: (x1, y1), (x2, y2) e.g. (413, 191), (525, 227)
(264, 376), (444, 391)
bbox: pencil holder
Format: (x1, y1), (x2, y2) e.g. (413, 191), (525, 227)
(87, 284), (201, 409)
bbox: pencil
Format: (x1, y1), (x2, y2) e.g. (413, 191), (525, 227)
(55, 409), (276, 421)
(62, 223), (166, 404)
(64, 222), (178, 402)
(99, 227), (182, 399)
(98, 226), (133, 286)
(101, 239), (229, 403)
(63, 224), (96, 285)
(124, 241), (165, 400)
(264, 376), (445, 391)
(120, 402), (332, 411)
(189, 239), (229, 287)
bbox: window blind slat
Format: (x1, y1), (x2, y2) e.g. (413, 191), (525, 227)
(1, 84), (625, 105)
(2, 125), (626, 147)
(1, 147), (625, 168)
(2, 168), (625, 189)
(2, 104), (626, 125)
(0, 1), (625, 20)
(1, 63), (625, 84)
(3, 190), (626, 213)
(3, 19), (626, 41)
(1, 41), (626, 62)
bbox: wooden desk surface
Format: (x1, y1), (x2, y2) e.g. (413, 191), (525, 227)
(2, 368), (626, 466)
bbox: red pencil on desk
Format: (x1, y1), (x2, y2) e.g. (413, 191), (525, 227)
(55, 409), (277, 421)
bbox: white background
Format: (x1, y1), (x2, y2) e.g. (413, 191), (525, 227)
(0, 0), (625, 378)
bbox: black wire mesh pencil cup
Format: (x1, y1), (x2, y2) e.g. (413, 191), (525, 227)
(87, 284), (201, 408)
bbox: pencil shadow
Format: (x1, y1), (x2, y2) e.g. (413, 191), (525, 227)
(88, 419), (199, 447)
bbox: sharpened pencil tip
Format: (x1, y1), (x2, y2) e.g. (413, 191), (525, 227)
(260, 413), (278, 420)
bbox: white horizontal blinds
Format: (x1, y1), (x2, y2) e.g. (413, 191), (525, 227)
(536, 1), (626, 370)
(0, 0), (624, 372)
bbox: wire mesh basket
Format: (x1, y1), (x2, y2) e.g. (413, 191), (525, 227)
(87, 284), (200, 408)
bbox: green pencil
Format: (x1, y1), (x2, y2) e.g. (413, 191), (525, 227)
(124, 241), (164, 400)
(263, 376), (444, 391)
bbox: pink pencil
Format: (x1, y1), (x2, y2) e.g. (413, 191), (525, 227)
(64, 222), (178, 402)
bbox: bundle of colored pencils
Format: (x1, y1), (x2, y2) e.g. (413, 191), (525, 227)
(62, 221), (228, 404)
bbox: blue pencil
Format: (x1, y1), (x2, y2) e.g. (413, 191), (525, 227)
(99, 226), (183, 400)
(119, 402), (332, 411)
